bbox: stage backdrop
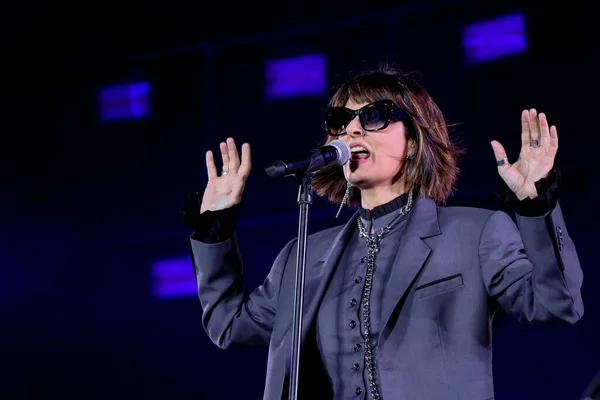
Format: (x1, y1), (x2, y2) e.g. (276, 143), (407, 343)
(1, 1), (598, 399)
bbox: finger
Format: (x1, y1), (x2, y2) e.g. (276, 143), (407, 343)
(227, 137), (240, 172)
(491, 140), (510, 169)
(549, 125), (559, 157)
(529, 108), (540, 144)
(521, 109), (530, 148)
(220, 142), (230, 173)
(239, 143), (252, 178)
(538, 112), (551, 149)
(206, 150), (218, 180)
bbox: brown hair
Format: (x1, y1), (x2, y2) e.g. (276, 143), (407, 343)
(312, 64), (464, 206)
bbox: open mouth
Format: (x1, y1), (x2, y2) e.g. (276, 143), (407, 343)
(350, 145), (370, 164)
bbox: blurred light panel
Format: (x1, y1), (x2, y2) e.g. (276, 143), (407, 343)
(99, 81), (150, 121)
(463, 12), (527, 64)
(266, 54), (326, 99)
(151, 257), (197, 299)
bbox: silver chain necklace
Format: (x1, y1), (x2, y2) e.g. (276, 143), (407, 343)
(356, 190), (414, 400)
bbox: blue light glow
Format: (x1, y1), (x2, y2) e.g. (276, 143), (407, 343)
(463, 12), (527, 63)
(151, 257), (197, 299)
(266, 54), (326, 99)
(99, 81), (150, 121)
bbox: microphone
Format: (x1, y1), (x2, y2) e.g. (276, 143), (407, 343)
(265, 139), (351, 178)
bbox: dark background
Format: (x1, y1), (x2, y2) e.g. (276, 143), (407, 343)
(1, 0), (598, 398)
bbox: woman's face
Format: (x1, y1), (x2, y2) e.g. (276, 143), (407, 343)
(340, 98), (413, 190)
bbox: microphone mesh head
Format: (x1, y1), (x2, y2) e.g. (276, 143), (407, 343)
(328, 139), (350, 166)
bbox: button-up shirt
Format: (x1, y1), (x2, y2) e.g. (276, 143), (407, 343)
(316, 194), (411, 399)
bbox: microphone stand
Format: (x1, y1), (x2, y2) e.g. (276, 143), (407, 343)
(265, 140), (349, 400)
(288, 172), (312, 400)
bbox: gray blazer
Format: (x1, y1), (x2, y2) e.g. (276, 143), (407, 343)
(189, 197), (584, 400)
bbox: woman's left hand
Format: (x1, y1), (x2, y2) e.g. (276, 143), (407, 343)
(491, 108), (558, 200)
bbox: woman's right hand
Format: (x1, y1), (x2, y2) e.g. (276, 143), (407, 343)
(200, 137), (252, 214)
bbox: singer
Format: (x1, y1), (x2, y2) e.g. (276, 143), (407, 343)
(180, 65), (584, 400)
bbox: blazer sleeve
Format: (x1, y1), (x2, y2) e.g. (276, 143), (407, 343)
(188, 234), (296, 348)
(478, 201), (584, 324)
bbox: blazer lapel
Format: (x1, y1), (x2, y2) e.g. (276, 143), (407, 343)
(277, 211), (359, 387)
(379, 197), (441, 336)
(298, 211), (359, 342)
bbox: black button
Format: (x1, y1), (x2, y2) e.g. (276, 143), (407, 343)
(349, 320), (356, 329)
(355, 387), (362, 396)
(350, 299), (357, 307)
(361, 256), (368, 263)
(352, 363), (360, 372)
(354, 343), (362, 352)
(355, 276), (362, 284)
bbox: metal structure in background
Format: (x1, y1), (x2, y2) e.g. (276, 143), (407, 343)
(66, 0), (453, 69)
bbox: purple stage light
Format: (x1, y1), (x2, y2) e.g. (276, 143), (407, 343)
(266, 54), (326, 99)
(151, 257), (197, 299)
(99, 81), (150, 121)
(463, 12), (527, 64)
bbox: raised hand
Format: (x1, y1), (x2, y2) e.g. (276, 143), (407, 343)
(491, 109), (558, 200)
(200, 137), (251, 213)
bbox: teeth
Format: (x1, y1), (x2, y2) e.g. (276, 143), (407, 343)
(351, 146), (368, 153)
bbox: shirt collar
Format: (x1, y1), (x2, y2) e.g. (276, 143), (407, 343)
(359, 192), (409, 220)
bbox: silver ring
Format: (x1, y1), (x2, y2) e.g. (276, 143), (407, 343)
(221, 170), (229, 176)
(496, 158), (508, 167)
(531, 139), (540, 148)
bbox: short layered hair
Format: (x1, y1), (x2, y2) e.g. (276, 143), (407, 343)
(312, 65), (464, 206)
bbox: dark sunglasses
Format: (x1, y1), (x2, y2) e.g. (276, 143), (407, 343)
(324, 100), (404, 137)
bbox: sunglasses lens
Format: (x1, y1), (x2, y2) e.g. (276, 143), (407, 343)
(326, 108), (352, 136)
(360, 103), (390, 130)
